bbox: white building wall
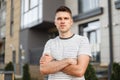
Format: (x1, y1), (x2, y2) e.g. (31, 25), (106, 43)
(65, 0), (120, 65)
(65, 0), (78, 16)
(99, 0), (110, 65)
(112, 0), (120, 63)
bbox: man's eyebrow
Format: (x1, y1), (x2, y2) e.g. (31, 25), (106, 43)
(57, 17), (61, 19)
(64, 17), (69, 19)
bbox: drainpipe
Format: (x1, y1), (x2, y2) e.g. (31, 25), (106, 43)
(107, 0), (113, 80)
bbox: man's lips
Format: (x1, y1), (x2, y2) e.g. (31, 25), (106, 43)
(60, 26), (65, 29)
(60, 25), (66, 27)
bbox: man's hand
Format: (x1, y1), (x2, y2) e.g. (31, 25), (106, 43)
(61, 58), (77, 73)
(66, 58), (77, 65)
(40, 54), (54, 64)
(62, 55), (90, 77)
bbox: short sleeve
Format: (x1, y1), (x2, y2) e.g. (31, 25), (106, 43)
(42, 39), (52, 55)
(78, 36), (92, 57)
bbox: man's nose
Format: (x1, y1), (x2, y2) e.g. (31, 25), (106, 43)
(61, 19), (65, 24)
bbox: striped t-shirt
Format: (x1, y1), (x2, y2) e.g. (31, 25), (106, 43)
(43, 34), (91, 80)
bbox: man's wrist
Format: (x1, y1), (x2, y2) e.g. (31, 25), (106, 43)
(63, 58), (77, 65)
(63, 58), (72, 64)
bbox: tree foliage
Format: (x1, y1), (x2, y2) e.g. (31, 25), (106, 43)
(85, 63), (98, 80)
(22, 63), (31, 80)
(4, 61), (14, 71)
(111, 62), (120, 80)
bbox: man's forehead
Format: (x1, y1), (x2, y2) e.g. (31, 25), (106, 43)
(55, 12), (71, 17)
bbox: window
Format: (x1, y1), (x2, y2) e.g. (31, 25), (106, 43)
(10, 0), (14, 36)
(0, 5), (6, 27)
(12, 50), (16, 73)
(0, 0), (5, 9)
(24, 0), (29, 12)
(30, 0), (38, 8)
(0, 26), (5, 38)
(115, 0), (120, 9)
(24, 0), (38, 12)
(78, 0), (99, 13)
(21, 0), (42, 29)
(79, 21), (101, 62)
(0, 38), (5, 64)
(0, 0), (1, 9)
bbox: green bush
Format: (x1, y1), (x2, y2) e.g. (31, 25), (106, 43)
(111, 62), (120, 80)
(4, 61), (14, 71)
(22, 63), (31, 80)
(85, 63), (98, 80)
(4, 62), (16, 80)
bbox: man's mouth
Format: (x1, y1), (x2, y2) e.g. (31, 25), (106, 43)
(60, 25), (66, 27)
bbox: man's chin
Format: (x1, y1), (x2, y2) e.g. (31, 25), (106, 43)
(60, 30), (68, 33)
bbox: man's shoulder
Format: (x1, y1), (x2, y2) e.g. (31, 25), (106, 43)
(47, 36), (59, 42)
(54, 36), (59, 40)
(50, 36), (59, 41)
(74, 34), (86, 39)
(74, 34), (89, 43)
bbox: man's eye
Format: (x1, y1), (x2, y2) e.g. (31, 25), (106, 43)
(57, 18), (62, 20)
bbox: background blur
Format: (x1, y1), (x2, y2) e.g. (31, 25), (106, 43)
(0, 0), (120, 80)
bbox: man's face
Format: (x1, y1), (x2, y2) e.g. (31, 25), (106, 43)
(54, 12), (73, 33)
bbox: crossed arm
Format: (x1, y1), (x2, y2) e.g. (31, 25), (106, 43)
(39, 54), (90, 77)
(62, 55), (90, 77)
(40, 54), (77, 74)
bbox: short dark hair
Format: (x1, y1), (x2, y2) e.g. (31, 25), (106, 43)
(55, 6), (72, 17)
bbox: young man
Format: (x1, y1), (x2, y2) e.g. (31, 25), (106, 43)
(40, 6), (91, 80)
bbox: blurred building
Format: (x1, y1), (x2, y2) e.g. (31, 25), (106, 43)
(0, 0), (6, 64)
(1, 0), (120, 80)
(66, 0), (120, 79)
(67, 0), (120, 65)
(4, 0), (64, 79)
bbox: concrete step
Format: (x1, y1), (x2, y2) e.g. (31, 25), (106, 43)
(91, 63), (108, 80)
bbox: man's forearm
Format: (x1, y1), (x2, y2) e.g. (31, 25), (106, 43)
(62, 55), (90, 77)
(62, 64), (82, 77)
(40, 59), (70, 75)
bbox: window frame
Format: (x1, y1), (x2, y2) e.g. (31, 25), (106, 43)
(10, 0), (14, 37)
(115, 0), (120, 9)
(78, 0), (100, 13)
(21, 0), (42, 29)
(79, 21), (101, 63)
(73, 7), (103, 22)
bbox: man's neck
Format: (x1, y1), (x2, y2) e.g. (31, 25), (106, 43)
(59, 32), (74, 39)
